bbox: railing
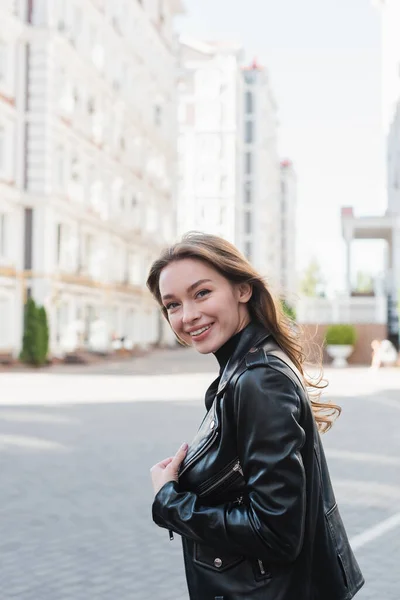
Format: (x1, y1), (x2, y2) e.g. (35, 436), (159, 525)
(296, 295), (387, 325)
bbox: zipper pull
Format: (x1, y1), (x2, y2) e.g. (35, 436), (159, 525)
(258, 559), (266, 575)
(169, 529), (174, 541)
(233, 461), (243, 475)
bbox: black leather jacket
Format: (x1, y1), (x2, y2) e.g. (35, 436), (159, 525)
(153, 323), (365, 600)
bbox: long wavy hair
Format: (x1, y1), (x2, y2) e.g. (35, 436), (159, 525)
(147, 232), (340, 433)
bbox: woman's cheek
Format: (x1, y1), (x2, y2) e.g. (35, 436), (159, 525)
(169, 314), (181, 335)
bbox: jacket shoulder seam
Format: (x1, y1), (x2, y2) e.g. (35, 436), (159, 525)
(234, 360), (301, 419)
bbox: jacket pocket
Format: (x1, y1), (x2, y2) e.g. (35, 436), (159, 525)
(193, 541), (245, 573)
(325, 503), (352, 589)
(197, 458), (243, 498)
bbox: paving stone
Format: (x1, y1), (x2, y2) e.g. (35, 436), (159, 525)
(0, 351), (399, 599)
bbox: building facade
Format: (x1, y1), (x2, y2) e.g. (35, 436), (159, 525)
(177, 37), (244, 243)
(279, 159), (297, 300)
(0, 0), (182, 357)
(239, 61), (281, 288)
(177, 46), (286, 291)
(340, 1), (400, 347)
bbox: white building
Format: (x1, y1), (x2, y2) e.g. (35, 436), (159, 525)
(0, 1), (26, 357)
(239, 61), (281, 288)
(341, 1), (400, 347)
(177, 37), (244, 243)
(0, 0), (183, 358)
(177, 46), (285, 289)
(279, 159), (297, 300)
(377, 0), (400, 138)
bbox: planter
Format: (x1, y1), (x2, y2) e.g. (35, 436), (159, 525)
(326, 344), (354, 368)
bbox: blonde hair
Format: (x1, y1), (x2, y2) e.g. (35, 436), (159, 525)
(147, 232), (340, 433)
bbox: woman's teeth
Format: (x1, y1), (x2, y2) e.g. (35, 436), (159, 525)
(190, 325), (212, 337)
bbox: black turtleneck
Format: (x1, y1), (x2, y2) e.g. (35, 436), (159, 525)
(214, 327), (247, 373)
(204, 324), (250, 411)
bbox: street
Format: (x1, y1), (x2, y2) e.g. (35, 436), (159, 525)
(0, 348), (399, 599)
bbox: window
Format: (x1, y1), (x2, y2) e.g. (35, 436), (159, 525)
(88, 97), (95, 115)
(71, 6), (83, 44)
(0, 125), (4, 171)
(244, 182), (252, 204)
(245, 152), (252, 175)
(0, 42), (6, 82)
(245, 241), (252, 261)
(71, 154), (79, 181)
(245, 120), (253, 144)
(245, 91), (253, 114)
(159, 0), (165, 25)
(0, 213), (6, 256)
(56, 223), (62, 265)
(154, 104), (162, 127)
(244, 211), (252, 234)
(55, 146), (65, 186)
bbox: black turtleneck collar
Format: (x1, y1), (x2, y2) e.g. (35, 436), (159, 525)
(204, 321), (269, 411)
(214, 323), (252, 373)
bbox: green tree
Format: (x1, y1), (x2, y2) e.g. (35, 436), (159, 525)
(20, 299), (50, 366)
(281, 299), (296, 321)
(299, 259), (326, 297)
(20, 297), (40, 365)
(37, 305), (50, 364)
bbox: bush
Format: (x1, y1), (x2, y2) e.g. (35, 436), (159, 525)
(325, 324), (357, 346)
(281, 299), (296, 321)
(37, 305), (50, 364)
(20, 298), (50, 366)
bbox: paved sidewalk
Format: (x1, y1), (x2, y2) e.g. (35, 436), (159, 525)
(0, 349), (399, 599)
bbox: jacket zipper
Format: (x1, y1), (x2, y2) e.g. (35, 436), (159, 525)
(179, 427), (219, 478)
(199, 460), (242, 497)
(258, 559), (266, 575)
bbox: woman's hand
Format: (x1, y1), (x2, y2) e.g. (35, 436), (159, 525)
(150, 442), (189, 496)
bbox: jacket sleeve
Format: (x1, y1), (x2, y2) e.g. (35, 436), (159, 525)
(152, 365), (307, 564)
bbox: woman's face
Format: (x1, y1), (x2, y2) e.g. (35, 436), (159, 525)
(159, 258), (252, 354)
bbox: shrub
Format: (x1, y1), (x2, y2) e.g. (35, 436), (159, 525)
(325, 324), (357, 346)
(20, 299), (50, 366)
(37, 305), (50, 364)
(281, 299), (296, 321)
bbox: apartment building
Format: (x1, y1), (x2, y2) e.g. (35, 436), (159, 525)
(0, 0), (182, 356)
(279, 159), (297, 299)
(239, 60), (281, 288)
(177, 47), (289, 292)
(177, 37), (244, 243)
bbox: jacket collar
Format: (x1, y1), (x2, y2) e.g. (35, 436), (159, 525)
(216, 321), (271, 396)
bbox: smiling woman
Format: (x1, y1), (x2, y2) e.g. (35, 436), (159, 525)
(159, 261), (252, 354)
(146, 231), (364, 600)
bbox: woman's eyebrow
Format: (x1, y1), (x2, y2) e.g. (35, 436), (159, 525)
(162, 279), (212, 301)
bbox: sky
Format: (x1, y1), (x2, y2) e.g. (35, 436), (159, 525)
(176, 0), (387, 294)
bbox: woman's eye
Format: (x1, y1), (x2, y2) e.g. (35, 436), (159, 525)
(165, 302), (178, 310)
(196, 289), (210, 299)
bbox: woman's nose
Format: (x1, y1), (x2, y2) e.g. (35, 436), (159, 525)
(182, 303), (201, 325)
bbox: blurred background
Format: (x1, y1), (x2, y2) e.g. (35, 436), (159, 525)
(0, 1), (399, 599)
(0, 0), (399, 364)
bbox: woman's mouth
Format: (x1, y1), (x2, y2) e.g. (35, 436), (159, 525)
(189, 323), (214, 341)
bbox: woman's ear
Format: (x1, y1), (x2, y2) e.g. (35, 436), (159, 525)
(237, 283), (253, 304)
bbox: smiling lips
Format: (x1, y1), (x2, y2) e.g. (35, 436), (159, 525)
(189, 324), (213, 338)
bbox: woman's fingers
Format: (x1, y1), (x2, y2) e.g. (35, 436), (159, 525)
(150, 457), (173, 472)
(158, 457), (174, 469)
(169, 443), (189, 471)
